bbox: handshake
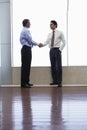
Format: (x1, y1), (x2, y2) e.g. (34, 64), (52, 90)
(38, 43), (43, 48)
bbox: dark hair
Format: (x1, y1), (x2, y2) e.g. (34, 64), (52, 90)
(22, 19), (29, 27)
(50, 20), (57, 28)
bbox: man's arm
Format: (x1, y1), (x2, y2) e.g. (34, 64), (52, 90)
(59, 32), (66, 51)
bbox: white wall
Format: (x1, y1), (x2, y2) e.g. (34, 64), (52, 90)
(12, 67), (87, 86)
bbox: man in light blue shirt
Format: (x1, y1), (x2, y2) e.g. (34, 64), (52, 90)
(20, 19), (40, 88)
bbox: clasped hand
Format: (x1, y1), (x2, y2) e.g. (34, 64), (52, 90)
(38, 43), (43, 48)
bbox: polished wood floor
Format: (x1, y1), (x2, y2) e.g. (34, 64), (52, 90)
(0, 86), (87, 130)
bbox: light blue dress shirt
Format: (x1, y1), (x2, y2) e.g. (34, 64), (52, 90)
(20, 27), (38, 47)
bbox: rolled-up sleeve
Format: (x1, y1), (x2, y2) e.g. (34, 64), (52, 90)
(20, 28), (38, 47)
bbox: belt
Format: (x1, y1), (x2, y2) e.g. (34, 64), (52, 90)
(51, 47), (59, 50)
(23, 45), (31, 49)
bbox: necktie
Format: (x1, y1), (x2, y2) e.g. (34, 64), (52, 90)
(51, 30), (55, 47)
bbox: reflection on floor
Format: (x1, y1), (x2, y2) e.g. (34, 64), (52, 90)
(0, 86), (87, 130)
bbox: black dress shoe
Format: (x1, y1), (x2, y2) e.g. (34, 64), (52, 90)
(58, 83), (62, 87)
(50, 82), (58, 85)
(21, 84), (32, 88)
(27, 83), (33, 86)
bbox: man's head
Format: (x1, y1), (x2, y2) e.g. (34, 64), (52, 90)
(22, 19), (30, 28)
(50, 20), (57, 30)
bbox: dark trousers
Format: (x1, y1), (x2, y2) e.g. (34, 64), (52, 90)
(21, 45), (32, 86)
(50, 48), (62, 84)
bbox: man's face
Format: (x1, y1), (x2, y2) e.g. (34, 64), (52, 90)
(26, 21), (30, 28)
(50, 22), (56, 30)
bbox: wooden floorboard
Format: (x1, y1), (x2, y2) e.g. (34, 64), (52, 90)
(0, 86), (87, 130)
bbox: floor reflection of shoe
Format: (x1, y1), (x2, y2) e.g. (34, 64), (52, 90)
(50, 82), (58, 85)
